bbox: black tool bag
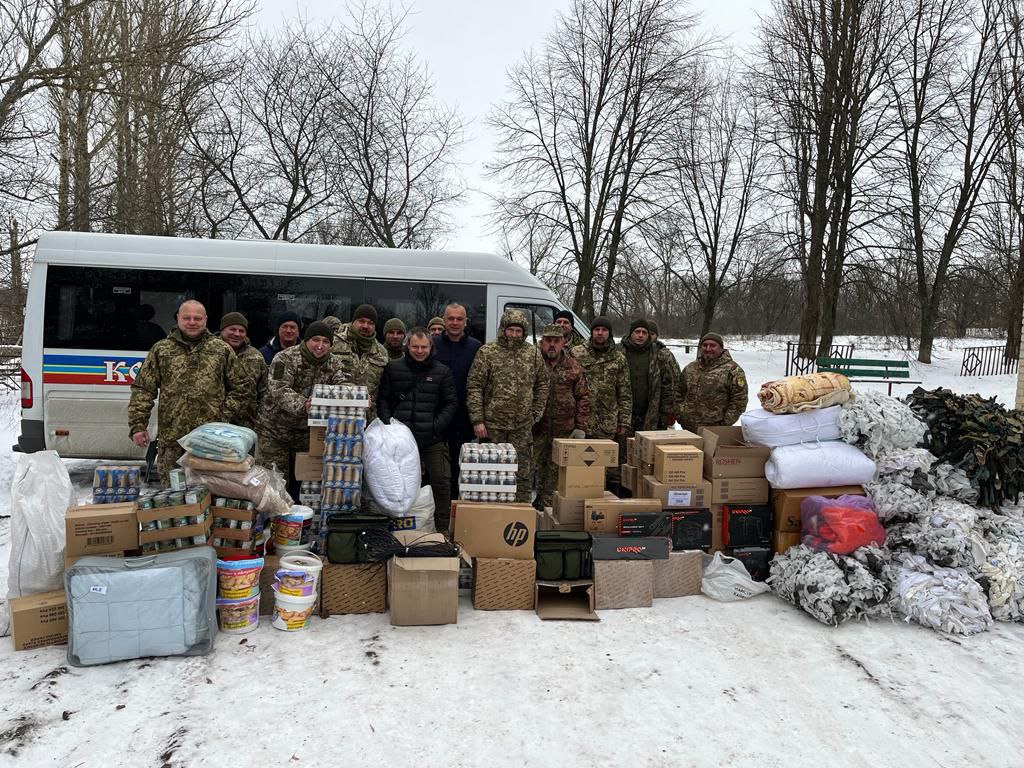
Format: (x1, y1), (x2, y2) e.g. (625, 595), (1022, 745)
(535, 531), (593, 580)
(325, 514), (392, 564)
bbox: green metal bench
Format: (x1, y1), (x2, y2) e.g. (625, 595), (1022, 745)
(815, 357), (922, 396)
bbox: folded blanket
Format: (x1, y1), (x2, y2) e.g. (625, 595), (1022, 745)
(758, 372), (851, 414)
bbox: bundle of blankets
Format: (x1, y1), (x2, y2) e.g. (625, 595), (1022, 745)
(768, 385), (1024, 636)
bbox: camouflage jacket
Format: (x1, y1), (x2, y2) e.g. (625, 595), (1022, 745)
(332, 322), (389, 418)
(677, 350), (748, 432)
(128, 329), (252, 442)
(620, 337), (674, 431)
(234, 341), (269, 431)
(571, 340), (632, 437)
(536, 350), (590, 437)
(466, 310), (551, 431)
(655, 341), (681, 400)
(259, 344), (352, 443)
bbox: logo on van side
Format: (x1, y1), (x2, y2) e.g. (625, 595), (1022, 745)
(103, 360), (143, 383)
(43, 354), (145, 386)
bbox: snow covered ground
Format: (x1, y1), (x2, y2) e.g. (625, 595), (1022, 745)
(0, 337), (1021, 767)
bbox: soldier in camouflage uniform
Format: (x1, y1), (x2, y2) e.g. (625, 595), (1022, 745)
(331, 304), (389, 420)
(620, 318), (675, 432)
(677, 332), (748, 433)
(533, 324), (590, 508)
(257, 321), (352, 485)
(219, 311), (268, 431)
(466, 309), (551, 502)
(649, 320), (681, 426)
(572, 316), (631, 488)
(129, 300), (253, 484)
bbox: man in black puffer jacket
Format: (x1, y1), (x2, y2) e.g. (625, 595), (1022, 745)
(378, 327), (458, 531)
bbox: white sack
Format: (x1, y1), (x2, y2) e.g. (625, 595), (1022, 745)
(6, 452), (76, 624)
(765, 441), (876, 489)
(385, 485), (436, 534)
(701, 552), (769, 601)
(740, 406), (842, 448)
(362, 418), (421, 515)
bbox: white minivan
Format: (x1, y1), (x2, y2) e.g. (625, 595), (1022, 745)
(18, 231), (585, 459)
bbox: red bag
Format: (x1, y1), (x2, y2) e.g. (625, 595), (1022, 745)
(800, 495), (885, 555)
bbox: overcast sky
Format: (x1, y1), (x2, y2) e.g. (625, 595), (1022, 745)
(255, 0), (772, 253)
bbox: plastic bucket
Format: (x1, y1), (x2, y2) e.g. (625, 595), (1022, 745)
(216, 557), (264, 599)
(273, 506), (314, 547)
(274, 541), (313, 557)
(280, 552), (324, 591)
(217, 595), (260, 634)
(275, 568), (316, 597)
(271, 585), (317, 631)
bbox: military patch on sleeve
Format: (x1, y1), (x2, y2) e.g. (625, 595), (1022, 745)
(736, 376), (746, 387)
(272, 362), (285, 381)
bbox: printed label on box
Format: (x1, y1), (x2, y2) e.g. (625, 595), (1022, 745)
(667, 490), (692, 506)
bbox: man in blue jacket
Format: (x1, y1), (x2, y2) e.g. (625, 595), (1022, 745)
(260, 311), (302, 364)
(433, 302), (482, 497)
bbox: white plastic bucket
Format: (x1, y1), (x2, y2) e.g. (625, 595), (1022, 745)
(271, 585), (317, 631)
(274, 541), (313, 557)
(217, 595), (260, 634)
(280, 552), (324, 591)
(273, 506), (314, 547)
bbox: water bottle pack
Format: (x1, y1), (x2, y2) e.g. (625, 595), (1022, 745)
(92, 465), (142, 504)
(459, 443), (519, 502)
(308, 384), (371, 424)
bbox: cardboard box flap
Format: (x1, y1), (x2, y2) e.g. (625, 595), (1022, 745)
(700, 426), (771, 478)
(535, 580), (599, 621)
(392, 556), (460, 572)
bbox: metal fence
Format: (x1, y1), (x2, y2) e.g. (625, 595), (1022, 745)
(960, 344), (1020, 377)
(784, 342), (856, 377)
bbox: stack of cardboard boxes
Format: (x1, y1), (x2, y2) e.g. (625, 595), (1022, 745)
(549, 438), (620, 529)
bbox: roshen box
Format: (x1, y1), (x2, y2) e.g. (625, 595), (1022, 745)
(700, 427), (770, 479)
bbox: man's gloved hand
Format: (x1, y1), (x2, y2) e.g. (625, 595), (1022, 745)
(570, 428), (586, 440)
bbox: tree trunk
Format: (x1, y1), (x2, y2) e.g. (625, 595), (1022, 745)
(918, 299), (937, 364)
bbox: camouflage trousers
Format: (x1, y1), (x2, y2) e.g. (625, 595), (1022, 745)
(156, 440), (185, 487)
(488, 426), (534, 504)
(256, 432), (305, 484)
(532, 431), (567, 510)
(590, 429), (622, 487)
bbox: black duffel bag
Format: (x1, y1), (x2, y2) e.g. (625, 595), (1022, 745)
(535, 531), (593, 580)
(325, 513), (392, 564)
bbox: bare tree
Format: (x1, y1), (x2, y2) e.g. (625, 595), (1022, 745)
(489, 0), (703, 319)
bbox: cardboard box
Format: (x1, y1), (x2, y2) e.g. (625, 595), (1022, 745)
(626, 437), (636, 464)
(594, 560), (654, 609)
(451, 501), (536, 559)
(259, 555), (282, 615)
(308, 426), (327, 457)
(670, 510), (712, 550)
(137, 490), (213, 549)
(65, 502), (139, 557)
(653, 551), (702, 598)
(321, 563), (387, 615)
(709, 477), (770, 505)
(556, 466), (606, 499)
(551, 438), (619, 467)
(473, 558), (536, 610)
(643, 477), (712, 509)
(653, 445), (704, 486)
(591, 535), (670, 560)
(729, 547), (771, 581)
(619, 510), (672, 538)
(9, 590), (68, 651)
(620, 464), (635, 492)
(722, 504), (772, 548)
(583, 498), (662, 534)
(709, 506), (724, 552)
(535, 580), (598, 621)
(294, 452), (323, 482)
(552, 492), (585, 528)
(537, 509), (581, 532)
(773, 531), (802, 555)
(635, 429), (703, 464)
(700, 427), (770, 478)
(388, 533), (459, 626)
(771, 486), (866, 533)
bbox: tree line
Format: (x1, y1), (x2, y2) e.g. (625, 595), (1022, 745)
(2, 0), (1023, 361)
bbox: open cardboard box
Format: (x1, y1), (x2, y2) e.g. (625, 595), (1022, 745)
(535, 580), (598, 621)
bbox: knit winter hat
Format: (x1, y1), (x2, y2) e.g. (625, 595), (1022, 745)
(648, 320), (660, 336)
(383, 318), (406, 334)
(220, 311), (248, 331)
(700, 332), (725, 347)
(591, 316), (613, 332)
(554, 309), (574, 324)
(353, 304), (378, 324)
(428, 316), (445, 329)
(304, 321), (333, 342)
(276, 310), (301, 330)
(542, 323), (565, 338)
(629, 318), (650, 334)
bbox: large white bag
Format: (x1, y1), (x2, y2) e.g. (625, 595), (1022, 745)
(740, 406), (842, 448)
(362, 418), (421, 515)
(701, 552), (769, 601)
(6, 451), (76, 600)
(765, 441), (876, 489)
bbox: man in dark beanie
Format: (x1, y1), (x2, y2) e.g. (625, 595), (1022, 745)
(619, 318), (674, 432)
(260, 310), (302, 365)
(331, 303), (388, 419)
(676, 331), (747, 433)
(428, 317), (445, 337)
(219, 311), (267, 430)
(572, 317), (631, 490)
(648, 320), (681, 427)
(383, 317), (407, 360)
(257, 320), (351, 496)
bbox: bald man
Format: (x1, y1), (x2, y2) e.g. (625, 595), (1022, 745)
(128, 299), (253, 484)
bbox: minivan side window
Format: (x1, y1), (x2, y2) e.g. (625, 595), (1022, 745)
(503, 302), (556, 344)
(366, 279), (487, 342)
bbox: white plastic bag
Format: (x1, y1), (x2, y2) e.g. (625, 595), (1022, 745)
(7, 451), (76, 600)
(362, 418), (421, 515)
(740, 406), (842, 447)
(701, 552), (769, 601)
(386, 485), (436, 534)
(764, 441), (877, 489)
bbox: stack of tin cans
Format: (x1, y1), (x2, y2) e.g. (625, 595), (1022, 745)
(209, 496), (263, 554)
(458, 443), (519, 503)
(92, 465), (142, 504)
(138, 485), (212, 553)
